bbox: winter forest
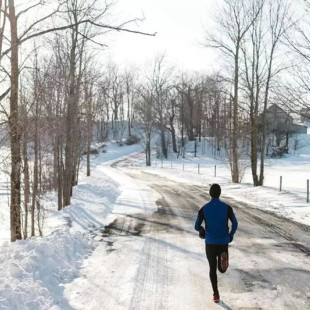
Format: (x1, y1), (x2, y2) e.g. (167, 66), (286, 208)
(4, 0), (310, 243)
(0, 0), (309, 240)
(1, 0), (310, 307)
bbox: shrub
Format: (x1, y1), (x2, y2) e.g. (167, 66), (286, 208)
(125, 135), (140, 145)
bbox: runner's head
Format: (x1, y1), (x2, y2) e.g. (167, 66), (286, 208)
(209, 183), (221, 198)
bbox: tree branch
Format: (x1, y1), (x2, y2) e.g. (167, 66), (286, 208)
(16, 0), (45, 19)
(2, 16), (156, 58)
(0, 87), (10, 101)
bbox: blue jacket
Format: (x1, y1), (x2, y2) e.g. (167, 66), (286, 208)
(194, 198), (238, 244)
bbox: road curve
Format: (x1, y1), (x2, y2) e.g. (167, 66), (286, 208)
(110, 155), (310, 310)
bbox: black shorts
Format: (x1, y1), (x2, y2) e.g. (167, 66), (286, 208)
(205, 244), (228, 273)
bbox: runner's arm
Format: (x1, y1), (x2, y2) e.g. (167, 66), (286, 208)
(194, 208), (205, 231)
(228, 205), (238, 241)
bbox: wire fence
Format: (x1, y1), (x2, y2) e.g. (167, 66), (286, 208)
(152, 159), (310, 203)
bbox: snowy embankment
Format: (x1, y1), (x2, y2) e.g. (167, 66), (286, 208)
(0, 143), (145, 310)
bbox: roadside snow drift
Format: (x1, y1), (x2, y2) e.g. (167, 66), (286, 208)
(0, 142), (143, 310)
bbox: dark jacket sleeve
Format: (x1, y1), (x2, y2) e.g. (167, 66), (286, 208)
(227, 205), (238, 240)
(194, 208), (205, 231)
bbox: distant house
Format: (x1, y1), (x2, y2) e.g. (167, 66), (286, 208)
(290, 123), (307, 135)
(300, 108), (310, 123)
(260, 104), (307, 156)
(264, 104), (293, 133)
(264, 104), (307, 135)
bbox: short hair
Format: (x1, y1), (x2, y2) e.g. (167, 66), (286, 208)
(209, 183), (221, 198)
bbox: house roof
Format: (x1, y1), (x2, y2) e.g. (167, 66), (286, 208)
(265, 104), (293, 121)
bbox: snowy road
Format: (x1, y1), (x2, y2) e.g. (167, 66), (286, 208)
(64, 156), (310, 310)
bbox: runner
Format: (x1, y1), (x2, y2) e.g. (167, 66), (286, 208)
(194, 183), (238, 303)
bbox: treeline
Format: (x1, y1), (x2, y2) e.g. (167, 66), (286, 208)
(0, 0), (154, 241)
(204, 0), (310, 185)
(132, 0), (310, 188)
(1, 0), (310, 242)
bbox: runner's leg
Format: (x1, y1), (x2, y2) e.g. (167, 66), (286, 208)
(205, 244), (219, 295)
(218, 244), (229, 273)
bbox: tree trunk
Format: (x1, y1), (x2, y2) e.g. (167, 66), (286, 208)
(258, 117), (266, 186)
(285, 132), (289, 152)
(86, 84), (93, 177)
(145, 145), (149, 166)
(31, 97), (39, 237)
(159, 100), (167, 158)
(231, 46), (240, 183)
(146, 136), (151, 166)
(58, 139), (63, 210)
(63, 27), (78, 207)
(55, 84), (63, 210)
(8, 0), (22, 241)
(127, 94), (131, 137)
(73, 126), (82, 187)
(171, 127), (177, 153)
(22, 116), (29, 239)
(251, 126), (259, 186)
(187, 93), (195, 141)
(56, 136), (63, 210)
(87, 142), (91, 176)
(258, 47), (275, 186)
(160, 128), (167, 158)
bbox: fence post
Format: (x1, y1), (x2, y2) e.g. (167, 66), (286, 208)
(198, 164), (200, 174)
(280, 176), (282, 192)
(307, 179), (309, 203)
(214, 165), (217, 177)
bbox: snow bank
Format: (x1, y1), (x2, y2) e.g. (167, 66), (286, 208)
(0, 142), (142, 309)
(0, 230), (92, 310)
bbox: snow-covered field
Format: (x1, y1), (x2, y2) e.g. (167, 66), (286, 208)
(140, 135), (310, 227)
(0, 134), (310, 309)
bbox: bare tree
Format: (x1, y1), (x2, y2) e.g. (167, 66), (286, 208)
(202, 75), (228, 157)
(241, 0), (266, 186)
(147, 54), (173, 159)
(19, 82), (29, 239)
(8, 0), (22, 241)
(0, 0), (8, 68)
(204, 0), (263, 183)
(30, 53), (42, 237)
(62, 0), (86, 207)
(239, 0), (292, 186)
(5, 0), (155, 241)
(95, 81), (110, 142)
(135, 86), (156, 166)
(257, 0), (291, 185)
(280, 1), (310, 116)
(124, 69), (138, 137)
(177, 75), (196, 142)
(165, 86), (178, 153)
(83, 66), (97, 177)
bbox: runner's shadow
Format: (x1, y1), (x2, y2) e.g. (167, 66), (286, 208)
(218, 301), (233, 310)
